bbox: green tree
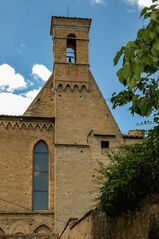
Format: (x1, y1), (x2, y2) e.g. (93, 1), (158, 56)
(99, 1), (159, 217)
(111, 0), (159, 126)
(99, 137), (159, 217)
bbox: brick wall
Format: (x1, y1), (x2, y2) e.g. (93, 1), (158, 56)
(24, 76), (55, 117)
(0, 116), (55, 235)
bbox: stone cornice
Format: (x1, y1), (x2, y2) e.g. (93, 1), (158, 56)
(0, 115), (55, 131)
(55, 143), (89, 148)
(53, 36), (89, 41)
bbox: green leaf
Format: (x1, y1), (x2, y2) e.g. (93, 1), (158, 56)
(140, 7), (148, 17)
(133, 63), (144, 75)
(139, 98), (146, 109)
(137, 28), (144, 38)
(153, 38), (159, 50)
(112, 0), (159, 124)
(126, 41), (136, 48)
(128, 74), (140, 89)
(121, 64), (133, 80)
(156, 25), (159, 33)
(151, 47), (158, 57)
(149, 4), (157, 10)
(124, 48), (134, 61)
(144, 12), (151, 19)
(141, 105), (149, 116)
(149, 31), (156, 40)
(132, 95), (138, 106)
(114, 46), (124, 66)
(150, 11), (159, 23)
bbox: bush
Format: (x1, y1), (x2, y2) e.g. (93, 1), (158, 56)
(99, 135), (159, 217)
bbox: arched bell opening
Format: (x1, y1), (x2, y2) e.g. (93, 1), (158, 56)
(66, 34), (76, 63)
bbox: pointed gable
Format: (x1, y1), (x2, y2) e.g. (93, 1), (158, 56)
(24, 74), (55, 117)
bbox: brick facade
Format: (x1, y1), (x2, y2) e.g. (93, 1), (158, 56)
(0, 16), (142, 236)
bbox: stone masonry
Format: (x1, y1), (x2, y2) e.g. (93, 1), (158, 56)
(60, 196), (159, 239)
(0, 16), (143, 236)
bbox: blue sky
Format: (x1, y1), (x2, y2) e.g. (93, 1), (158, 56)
(0, 0), (154, 133)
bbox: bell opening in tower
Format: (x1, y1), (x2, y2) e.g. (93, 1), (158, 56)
(66, 34), (76, 63)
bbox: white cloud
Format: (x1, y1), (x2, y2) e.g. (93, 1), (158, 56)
(25, 89), (40, 100)
(0, 64), (27, 92)
(0, 92), (31, 115)
(0, 88), (42, 115)
(91, 0), (105, 5)
(32, 64), (52, 81)
(126, 0), (158, 8)
(0, 63), (51, 115)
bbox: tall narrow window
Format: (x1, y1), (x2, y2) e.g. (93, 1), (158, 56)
(66, 34), (76, 63)
(33, 141), (48, 210)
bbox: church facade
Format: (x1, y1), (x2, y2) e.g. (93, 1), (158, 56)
(0, 16), (143, 237)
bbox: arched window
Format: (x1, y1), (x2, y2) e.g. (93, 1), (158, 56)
(33, 141), (48, 210)
(66, 34), (76, 63)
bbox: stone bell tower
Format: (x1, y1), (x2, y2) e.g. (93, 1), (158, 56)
(50, 17), (94, 145)
(50, 16), (91, 84)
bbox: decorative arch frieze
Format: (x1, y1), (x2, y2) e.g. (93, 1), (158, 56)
(56, 81), (89, 92)
(57, 83), (63, 92)
(81, 84), (88, 92)
(65, 84), (72, 91)
(34, 224), (51, 234)
(9, 221), (29, 235)
(0, 120), (54, 131)
(12, 224), (25, 234)
(73, 84), (79, 92)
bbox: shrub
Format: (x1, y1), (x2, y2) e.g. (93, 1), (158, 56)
(99, 135), (159, 217)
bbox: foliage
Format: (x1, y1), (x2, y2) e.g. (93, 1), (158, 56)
(99, 135), (159, 217)
(99, 0), (159, 217)
(99, 0), (159, 218)
(111, 0), (159, 125)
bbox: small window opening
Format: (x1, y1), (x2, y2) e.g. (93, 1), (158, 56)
(66, 34), (76, 63)
(101, 141), (109, 149)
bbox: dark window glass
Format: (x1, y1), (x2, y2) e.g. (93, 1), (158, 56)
(101, 141), (109, 149)
(34, 192), (48, 210)
(33, 141), (48, 210)
(34, 153), (48, 171)
(34, 141), (48, 153)
(34, 172), (48, 191)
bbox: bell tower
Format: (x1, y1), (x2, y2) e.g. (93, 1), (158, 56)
(50, 17), (91, 87)
(50, 17), (93, 145)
